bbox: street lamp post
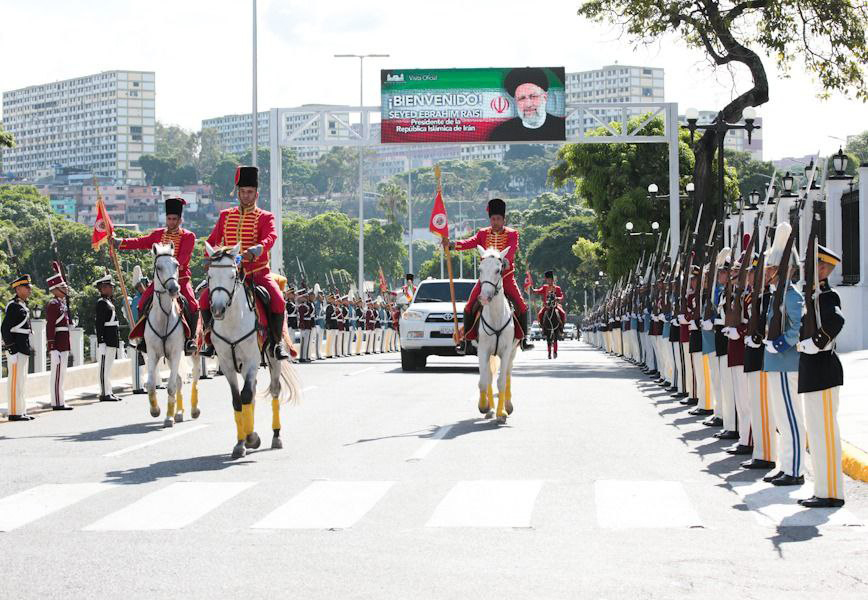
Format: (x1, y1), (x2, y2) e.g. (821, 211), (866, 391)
(683, 107), (760, 236)
(334, 53), (390, 293)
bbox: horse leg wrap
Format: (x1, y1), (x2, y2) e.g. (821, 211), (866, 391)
(271, 397), (281, 431)
(176, 388), (184, 412)
(486, 385), (494, 411)
(478, 390), (488, 414)
(148, 390), (158, 410)
(191, 383), (198, 410)
(234, 410), (244, 441)
(167, 400), (176, 418)
(242, 403), (254, 436)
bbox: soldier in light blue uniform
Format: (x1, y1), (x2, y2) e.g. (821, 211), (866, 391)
(761, 223), (805, 487)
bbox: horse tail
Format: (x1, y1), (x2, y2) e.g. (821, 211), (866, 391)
(278, 359), (303, 406)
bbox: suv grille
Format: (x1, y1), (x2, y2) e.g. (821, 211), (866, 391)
(425, 313), (463, 323)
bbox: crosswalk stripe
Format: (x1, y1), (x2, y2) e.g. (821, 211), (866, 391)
(407, 425), (453, 462)
(730, 481), (863, 527)
(84, 482), (255, 531)
(0, 483), (111, 532)
(252, 481), (394, 530)
(426, 480), (543, 528)
(594, 480), (703, 529)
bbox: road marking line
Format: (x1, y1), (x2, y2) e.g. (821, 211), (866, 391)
(346, 367), (374, 376)
(103, 424), (208, 457)
(407, 425), (453, 462)
(426, 480), (543, 528)
(730, 480), (863, 527)
(84, 482), (255, 531)
(594, 480), (703, 529)
(252, 481), (393, 530)
(0, 483), (112, 532)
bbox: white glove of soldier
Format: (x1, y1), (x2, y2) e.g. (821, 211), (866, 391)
(797, 337), (821, 355)
(764, 340), (778, 354)
(726, 327), (741, 341)
(677, 314), (688, 325)
(701, 319), (714, 331)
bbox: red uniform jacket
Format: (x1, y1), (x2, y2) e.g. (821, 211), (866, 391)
(298, 302), (313, 330)
(531, 283), (564, 301)
(365, 308), (377, 331)
(119, 228), (196, 281)
(454, 227), (519, 271)
(45, 297), (71, 352)
(206, 206), (277, 276)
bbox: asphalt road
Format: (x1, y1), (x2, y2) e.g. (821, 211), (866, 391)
(1, 341), (867, 599)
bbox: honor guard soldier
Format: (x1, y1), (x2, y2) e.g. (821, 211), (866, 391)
(3, 274), (34, 420)
(113, 196), (198, 353)
(312, 284), (325, 360)
(200, 166), (289, 360)
(297, 289), (313, 363)
(45, 262), (73, 410)
(285, 285), (298, 359)
(797, 245), (846, 507)
(324, 294), (338, 358)
(364, 298), (377, 354)
(336, 296), (348, 357)
(94, 272), (122, 402)
(447, 198), (533, 351)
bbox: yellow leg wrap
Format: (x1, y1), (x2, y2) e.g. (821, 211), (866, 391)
(167, 400), (176, 418)
(242, 403), (254, 436)
(148, 390), (158, 410)
(176, 389), (184, 412)
(486, 385), (494, 411)
(234, 410), (244, 441)
(479, 390), (488, 413)
(271, 397), (281, 431)
(191, 383), (198, 411)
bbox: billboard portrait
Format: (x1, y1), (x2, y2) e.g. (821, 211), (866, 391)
(381, 67), (566, 144)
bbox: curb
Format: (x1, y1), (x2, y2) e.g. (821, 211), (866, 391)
(842, 441), (868, 483)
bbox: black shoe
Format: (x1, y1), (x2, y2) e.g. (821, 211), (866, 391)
(672, 392), (689, 399)
(798, 496), (845, 508)
(680, 397), (699, 406)
(726, 444), (753, 455)
(521, 338), (535, 351)
(99, 395), (121, 402)
(713, 430), (739, 440)
(132, 388), (147, 395)
(763, 471), (784, 483)
(8, 414), (34, 421)
(200, 345), (215, 357)
(703, 416), (723, 427)
(688, 407), (713, 416)
(741, 459), (775, 470)
(771, 474), (805, 487)
(134, 339), (148, 354)
(52, 405), (73, 411)
(200, 309), (215, 357)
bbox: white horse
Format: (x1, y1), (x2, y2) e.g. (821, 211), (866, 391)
(205, 242), (302, 459)
(474, 246), (520, 424)
(144, 243), (197, 427)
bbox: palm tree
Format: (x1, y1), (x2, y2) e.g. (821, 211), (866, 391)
(376, 180), (408, 224)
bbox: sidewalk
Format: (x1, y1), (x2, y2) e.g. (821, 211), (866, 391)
(839, 350), (868, 482)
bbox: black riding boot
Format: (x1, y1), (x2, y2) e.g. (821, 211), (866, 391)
(200, 309), (215, 357)
(269, 311), (290, 361)
(519, 310), (534, 351)
(185, 308), (199, 355)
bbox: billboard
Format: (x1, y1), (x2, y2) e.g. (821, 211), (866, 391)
(381, 67), (566, 144)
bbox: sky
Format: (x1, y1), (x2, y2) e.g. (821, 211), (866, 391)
(2, 0), (865, 161)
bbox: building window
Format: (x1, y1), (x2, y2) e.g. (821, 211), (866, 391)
(130, 125), (142, 141)
(642, 88), (653, 97)
(643, 69), (653, 75)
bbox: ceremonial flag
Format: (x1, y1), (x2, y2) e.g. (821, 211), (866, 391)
(524, 269), (534, 291)
(378, 266), (388, 294)
(91, 197), (114, 250)
(428, 189), (449, 239)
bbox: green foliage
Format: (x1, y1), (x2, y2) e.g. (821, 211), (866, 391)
(724, 150), (775, 202)
(525, 215), (597, 310)
(577, 1), (867, 101)
(376, 180), (408, 224)
(0, 121), (14, 149)
(845, 130), (868, 164)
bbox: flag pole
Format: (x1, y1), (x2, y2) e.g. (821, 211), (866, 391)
(436, 166), (461, 344)
(94, 176), (135, 330)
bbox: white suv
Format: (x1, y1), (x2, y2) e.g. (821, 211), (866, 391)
(399, 278), (476, 371)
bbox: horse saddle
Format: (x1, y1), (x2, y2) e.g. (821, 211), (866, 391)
(129, 295), (192, 340)
(243, 282), (271, 330)
(462, 301), (524, 342)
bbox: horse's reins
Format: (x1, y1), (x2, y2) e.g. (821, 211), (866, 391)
(148, 253), (183, 358)
(207, 253), (259, 372)
(478, 260), (510, 355)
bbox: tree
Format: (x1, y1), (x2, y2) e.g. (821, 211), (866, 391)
(376, 180), (408, 225)
(525, 215), (598, 309)
(724, 150), (775, 202)
(312, 147), (357, 196)
(578, 0), (868, 241)
(155, 122), (196, 165)
(504, 145), (546, 160)
(846, 130), (868, 163)
(0, 121), (14, 149)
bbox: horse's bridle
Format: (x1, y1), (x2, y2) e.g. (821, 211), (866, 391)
(207, 254), (241, 310)
(153, 253), (179, 297)
(479, 256), (503, 298)
(148, 253), (182, 357)
(207, 251), (259, 372)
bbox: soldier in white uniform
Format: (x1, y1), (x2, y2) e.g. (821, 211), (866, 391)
(2, 274), (34, 421)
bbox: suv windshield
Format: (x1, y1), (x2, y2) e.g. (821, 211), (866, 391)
(413, 282), (475, 303)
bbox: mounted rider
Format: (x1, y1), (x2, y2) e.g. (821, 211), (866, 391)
(445, 198), (533, 351)
(199, 165), (290, 360)
(531, 269), (566, 325)
(113, 196), (198, 353)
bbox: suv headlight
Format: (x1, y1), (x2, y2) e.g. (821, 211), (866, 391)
(402, 310), (425, 321)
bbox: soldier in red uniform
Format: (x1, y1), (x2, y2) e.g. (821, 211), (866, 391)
(531, 270), (566, 324)
(113, 196), (198, 352)
(445, 198), (533, 351)
(199, 166), (289, 360)
(45, 262), (73, 411)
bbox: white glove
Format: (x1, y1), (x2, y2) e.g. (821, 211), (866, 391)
(726, 327), (741, 341)
(713, 318), (724, 326)
(688, 321), (698, 331)
(764, 340), (778, 354)
(678, 314), (688, 325)
(797, 337), (821, 355)
(745, 336), (762, 349)
(701, 319), (714, 331)
(98, 342), (106, 356)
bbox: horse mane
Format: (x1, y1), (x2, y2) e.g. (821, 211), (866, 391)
(153, 242), (175, 256)
(208, 246), (237, 263)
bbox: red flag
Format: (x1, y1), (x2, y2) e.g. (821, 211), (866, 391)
(378, 267), (388, 294)
(428, 189), (449, 239)
(91, 197), (114, 250)
(523, 269), (534, 291)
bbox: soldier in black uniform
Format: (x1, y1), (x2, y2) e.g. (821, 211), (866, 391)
(285, 286), (298, 360)
(2, 274), (34, 420)
(324, 294), (338, 358)
(297, 289), (313, 363)
(94, 272), (122, 402)
(797, 245), (846, 508)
